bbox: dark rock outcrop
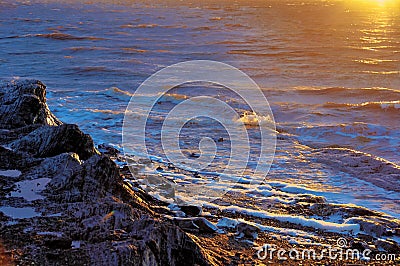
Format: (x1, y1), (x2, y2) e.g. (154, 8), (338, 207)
(8, 124), (98, 160)
(0, 80), (61, 129)
(178, 205), (203, 217)
(0, 80), (212, 266)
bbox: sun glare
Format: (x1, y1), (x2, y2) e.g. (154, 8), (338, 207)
(349, 0), (400, 9)
(362, 0), (396, 4)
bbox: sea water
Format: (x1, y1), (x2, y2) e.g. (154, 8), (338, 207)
(1, 0), (399, 223)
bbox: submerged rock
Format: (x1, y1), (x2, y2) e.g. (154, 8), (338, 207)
(0, 80), (212, 266)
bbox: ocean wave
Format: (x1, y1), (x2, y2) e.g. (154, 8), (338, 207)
(280, 121), (400, 167)
(35, 32), (104, 41)
(227, 50), (324, 57)
(360, 70), (400, 75)
(324, 100), (400, 112)
(79, 87), (134, 100)
(106, 87), (134, 97)
(291, 122), (392, 138)
(85, 108), (124, 115)
(223, 23), (250, 29)
(120, 23), (158, 29)
(237, 111), (274, 127)
(313, 147), (400, 193)
(294, 86), (400, 97)
(208, 40), (258, 45)
(65, 46), (111, 52)
(192, 26), (213, 31)
(68, 66), (117, 75)
(0, 34), (32, 39)
(0, 32), (104, 41)
(14, 17), (42, 23)
(49, 87), (134, 103)
(3, 33), (104, 42)
(121, 47), (147, 53)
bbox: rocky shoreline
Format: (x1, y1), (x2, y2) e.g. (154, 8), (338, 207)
(0, 80), (211, 265)
(0, 80), (399, 265)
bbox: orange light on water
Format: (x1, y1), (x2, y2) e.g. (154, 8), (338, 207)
(359, 0), (398, 5)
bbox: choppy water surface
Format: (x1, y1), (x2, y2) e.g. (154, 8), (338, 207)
(1, 0), (399, 220)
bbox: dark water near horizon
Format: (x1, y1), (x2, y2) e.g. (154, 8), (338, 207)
(1, 0), (400, 221)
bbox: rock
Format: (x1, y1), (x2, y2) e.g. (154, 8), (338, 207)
(296, 194), (326, 204)
(189, 152), (200, 158)
(44, 238), (72, 249)
(0, 80), (212, 266)
(193, 172), (201, 178)
(356, 233), (374, 243)
(236, 222), (259, 240)
(346, 217), (386, 237)
(97, 144), (120, 156)
(0, 145), (40, 170)
(193, 217), (218, 233)
(174, 217), (217, 234)
(349, 240), (370, 251)
(216, 217), (238, 229)
(9, 124), (99, 160)
(173, 218), (199, 232)
(310, 203), (378, 218)
(29, 152), (82, 188)
(179, 205), (203, 216)
(375, 239), (400, 253)
(124, 219), (209, 266)
(0, 80), (61, 129)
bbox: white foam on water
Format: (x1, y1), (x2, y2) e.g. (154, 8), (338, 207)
(219, 205), (360, 234)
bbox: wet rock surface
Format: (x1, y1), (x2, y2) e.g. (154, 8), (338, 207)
(0, 80), (211, 266)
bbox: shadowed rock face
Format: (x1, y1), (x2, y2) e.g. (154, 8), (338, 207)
(0, 80), (61, 129)
(8, 124), (98, 160)
(0, 80), (211, 266)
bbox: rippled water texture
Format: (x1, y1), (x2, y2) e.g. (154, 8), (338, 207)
(0, 0), (399, 217)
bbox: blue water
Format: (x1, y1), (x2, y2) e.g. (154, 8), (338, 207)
(1, 0), (399, 218)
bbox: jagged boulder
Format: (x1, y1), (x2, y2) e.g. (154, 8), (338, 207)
(0, 80), (61, 129)
(8, 124), (98, 160)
